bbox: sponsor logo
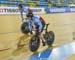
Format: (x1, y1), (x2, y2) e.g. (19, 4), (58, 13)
(45, 8), (75, 14)
(0, 7), (45, 14)
(50, 8), (66, 13)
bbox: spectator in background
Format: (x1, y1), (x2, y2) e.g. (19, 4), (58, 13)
(45, 0), (50, 2)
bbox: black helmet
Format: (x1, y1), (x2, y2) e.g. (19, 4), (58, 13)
(18, 4), (23, 8)
(26, 13), (33, 18)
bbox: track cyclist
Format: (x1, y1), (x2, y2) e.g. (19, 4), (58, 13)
(26, 13), (46, 46)
(18, 4), (33, 22)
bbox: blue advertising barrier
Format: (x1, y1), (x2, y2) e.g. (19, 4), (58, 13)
(45, 8), (75, 14)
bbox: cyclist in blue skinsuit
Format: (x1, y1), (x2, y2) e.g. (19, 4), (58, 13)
(26, 13), (46, 46)
(18, 4), (32, 21)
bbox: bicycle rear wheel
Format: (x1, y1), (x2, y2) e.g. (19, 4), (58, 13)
(44, 31), (55, 46)
(21, 22), (29, 34)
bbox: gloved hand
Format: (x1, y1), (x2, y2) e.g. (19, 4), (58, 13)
(30, 31), (33, 34)
(38, 30), (42, 35)
(35, 31), (41, 35)
(38, 31), (41, 35)
(22, 18), (24, 22)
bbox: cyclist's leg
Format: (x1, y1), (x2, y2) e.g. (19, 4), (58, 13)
(41, 22), (45, 32)
(35, 25), (46, 46)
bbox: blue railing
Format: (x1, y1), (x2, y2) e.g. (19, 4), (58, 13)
(0, 0), (75, 7)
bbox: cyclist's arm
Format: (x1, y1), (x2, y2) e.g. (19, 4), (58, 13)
(20, 11), (24, 21)
(20, 8), (28, 21)
(35, 19), (42, 32)
(28, 20), (32, 32)
(38, 22), (42, 32)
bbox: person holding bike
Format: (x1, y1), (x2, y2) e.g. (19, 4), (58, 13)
(26, 13), (46, 46)
(18, 4), (33, 22)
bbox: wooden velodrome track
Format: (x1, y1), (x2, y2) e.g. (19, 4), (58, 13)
(0, 13), (75, 60)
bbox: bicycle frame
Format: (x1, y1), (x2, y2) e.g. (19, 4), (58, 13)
(44, 23), (50, 34)
(32, 23), (50, 35)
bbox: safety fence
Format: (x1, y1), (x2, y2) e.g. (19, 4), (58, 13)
(0, 7), (75, 14)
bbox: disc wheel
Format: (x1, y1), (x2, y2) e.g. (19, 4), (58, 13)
(21, 22), (29, 34)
